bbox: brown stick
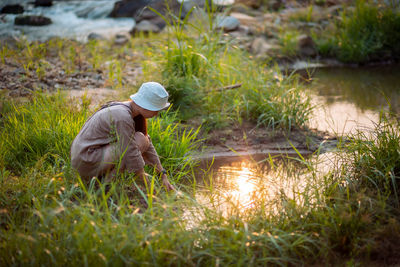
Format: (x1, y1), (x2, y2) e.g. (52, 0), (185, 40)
(214, 83), (242, 92)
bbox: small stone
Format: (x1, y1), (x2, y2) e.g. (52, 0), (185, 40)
(230, 12), (257, 26)
(114, 35), (129, 45)
(214, 0), (235, 5)
(235, 0), (261, 9)
(130, 20), (160, 35)
(12, 68), (25, 75)
(216, 16), (240, 32)
(88, 32), (105, 40)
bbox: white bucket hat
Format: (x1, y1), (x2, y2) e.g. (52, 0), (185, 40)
(130, 82), (170, 111)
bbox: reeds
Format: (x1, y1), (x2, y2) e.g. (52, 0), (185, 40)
(1, 91), (400, 264)
(317, 0), (400, 63)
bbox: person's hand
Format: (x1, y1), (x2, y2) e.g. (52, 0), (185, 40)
(162, 174), (175, 191)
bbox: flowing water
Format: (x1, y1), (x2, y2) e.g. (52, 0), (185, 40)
(0, 0), (236, 42)
(195, 64), (400, 213)
(0, 0), (134, 42)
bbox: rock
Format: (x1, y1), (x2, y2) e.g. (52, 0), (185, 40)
(109, 0), (148, 18)
(34, 0), (53, 7)
(235, 25), (250, 36)
(235, 0), (261, 9)
(216, 16), (240, 32)
(110, 0), (187, 20)
(228, 26), (252, 43)
(296, 34), (317, 57)
(229, 12), (257, 26)
(88, 32), (105, 40)
(213, 0), (235, 7)
(142, 15), (166, 30)
(12, 67), (25, 75)
(1, 4), (24, 14)
(114, 34), (129, 45)
(130, 20), (161, 35)
(14, 15), (52, 26)
(230, 4), (250, 14)
(250, 37), (278, 56)
(138, 0), (187, 22)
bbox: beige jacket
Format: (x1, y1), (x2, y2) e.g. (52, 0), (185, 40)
(70, 103), (161, 180)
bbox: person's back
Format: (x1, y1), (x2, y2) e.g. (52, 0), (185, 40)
(70, 82), (175, 191)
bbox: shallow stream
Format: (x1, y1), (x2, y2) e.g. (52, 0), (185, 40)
(195, 64), (400, 212)
(0, 0), (134, 42)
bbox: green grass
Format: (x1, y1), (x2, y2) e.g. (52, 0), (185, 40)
(345, 112), (400, 205)
(316, 0), (400, 63)
(136, 1), (313, 130)
(0, 93), (90, 173)
(3, 3), (400, 264)
(1, 92), (400, 265)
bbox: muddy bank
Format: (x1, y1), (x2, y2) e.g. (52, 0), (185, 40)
(191, 118), (338, 162)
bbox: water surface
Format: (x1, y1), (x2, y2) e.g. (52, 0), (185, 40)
(309, 64), (400, 134)
(196, 65), (400, 214)
(0, 1), (134, 42)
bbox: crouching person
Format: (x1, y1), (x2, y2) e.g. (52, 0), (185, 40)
(70, 82), (174, 191)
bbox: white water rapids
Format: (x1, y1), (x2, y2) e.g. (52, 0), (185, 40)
(0, 0), (135, 42)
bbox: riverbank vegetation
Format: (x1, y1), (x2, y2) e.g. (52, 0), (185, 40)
(2, 91), (400, 265)
(1, 1), (400, 265)
(281, 0), (400, 63)
(316, 0), (400, 63)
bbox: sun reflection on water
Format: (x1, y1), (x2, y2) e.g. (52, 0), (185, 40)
(195, 160), (273, 214)
(218, 164), (257, 209)
(194, 155), (335, 216)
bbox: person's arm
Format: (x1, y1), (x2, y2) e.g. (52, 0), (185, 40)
(134, 166), (174, 191)
(142, 139), (175, 191)
(158, 167), (175, 191)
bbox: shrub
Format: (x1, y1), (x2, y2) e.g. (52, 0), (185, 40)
(318, 0), (400, 63)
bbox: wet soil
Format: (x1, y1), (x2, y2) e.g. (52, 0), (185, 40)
(194, 119), (338, 161)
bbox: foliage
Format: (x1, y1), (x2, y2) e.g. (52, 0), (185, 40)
(6, 2), (400, 264)
(1, 92), (400, 265)
(0, 93), (90, 174)
(317, 0), (400, 62)
(345, 112), (400, 204)
(0, 93), (199, 177)
(142, 4), (311, 131)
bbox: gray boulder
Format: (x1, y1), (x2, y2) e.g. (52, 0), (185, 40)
(14, 15), (52, 26)
(109, 0), (148, 18)
(109, 0), (188, 20)
(130, 20), (161, 35)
